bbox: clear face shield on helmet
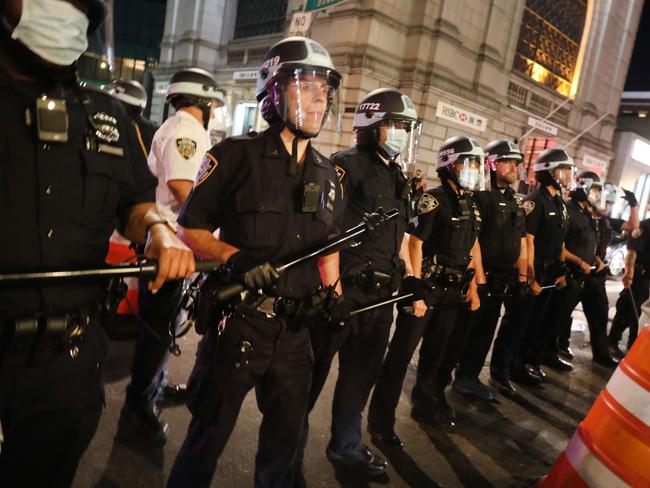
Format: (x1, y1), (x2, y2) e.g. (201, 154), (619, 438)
(454, 155), (489, 191)
(277, 66), (341, 137)
(587, 184), (604, 208)
(378, 118), (422, 171)
(208, 101), (232, 144)
(553, 165), (576, 192)
(491, 157), (525, 190)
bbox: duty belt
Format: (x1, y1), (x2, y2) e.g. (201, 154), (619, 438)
(1, 308), (95, 361)
(252, 296), (301, 319)
(422, 263), (466, 284)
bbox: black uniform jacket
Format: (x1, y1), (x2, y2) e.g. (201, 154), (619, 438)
(331, 145), (409, 274)
(413, 183), (481, 270)
(178, 127), (342, 298)
(0, 74), (156, 315)
(565, 198), (598, 265)
(524, 186), (569, 271)
(474, 185), (525, 272)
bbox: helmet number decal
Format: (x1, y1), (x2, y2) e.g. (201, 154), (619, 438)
(358, 102), (381, 111)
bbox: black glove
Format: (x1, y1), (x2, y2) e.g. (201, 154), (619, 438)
(401, 275), (429, 301)
(362, 209), (385, 240)
(621, 188), (638, 208)
(227, 252), (280, 291)
(326, 294), (354, 328)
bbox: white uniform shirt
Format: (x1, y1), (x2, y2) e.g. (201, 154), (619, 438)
(148, 110), (211, 225)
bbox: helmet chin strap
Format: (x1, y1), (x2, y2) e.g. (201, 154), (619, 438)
(200, 100), (211, 130)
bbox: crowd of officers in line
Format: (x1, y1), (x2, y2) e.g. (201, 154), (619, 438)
(0, 3), (645, 486)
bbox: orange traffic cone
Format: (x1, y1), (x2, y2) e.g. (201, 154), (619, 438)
(537, 325), (650, 487)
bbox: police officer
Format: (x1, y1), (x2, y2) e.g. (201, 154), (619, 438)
(452, 140), (529, 399)
(0, 1), (195, 486)
(297, 88), (422, 478)
(542, 171), (603, 370)
(516, 148), (573, 382)
(167, 37), (343, 487)
(117, 68), (224, 442)
(609, 211), (650, 357)
(368, 135), (484, 433)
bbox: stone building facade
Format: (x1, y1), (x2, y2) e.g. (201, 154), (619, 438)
(151, 0), (643, 184)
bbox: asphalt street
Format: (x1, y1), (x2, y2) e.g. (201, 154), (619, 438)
(73, 280), (626, 488)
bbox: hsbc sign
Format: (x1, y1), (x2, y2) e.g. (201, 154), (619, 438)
(435, 101), (487, 132)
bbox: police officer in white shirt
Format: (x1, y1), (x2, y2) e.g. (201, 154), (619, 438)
(120, 68), (225, 443)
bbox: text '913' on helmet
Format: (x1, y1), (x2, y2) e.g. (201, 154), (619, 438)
(256, 36), (342, 138)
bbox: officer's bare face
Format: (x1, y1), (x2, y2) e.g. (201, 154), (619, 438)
(285, 74), (329, 135)
(495, 159), (519, 184)
(553, 166), (573, 188)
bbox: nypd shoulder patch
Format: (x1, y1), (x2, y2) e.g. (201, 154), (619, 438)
(523, 200), (535, 216)
(195, 152), (218, 187)
(417, 194), (439, 215)
(176, 138), (198, 160)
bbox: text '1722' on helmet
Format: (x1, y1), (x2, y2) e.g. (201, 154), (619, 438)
(533, 147), (575, 190)
(576, 170), (604, 206)
(166, 67), (225, 129)
(104, 79), (147, 111)
(256, 36), (342, 139)
(437, 135), (488, 191)
(352, 88), (422, 165)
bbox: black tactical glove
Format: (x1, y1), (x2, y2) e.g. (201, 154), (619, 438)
(227, 252), (280, 291)
(326, 294), (354, 328)
(362, 209), (385, 240)
(401, 275), (429, 301)
(621, 188), (638, 208)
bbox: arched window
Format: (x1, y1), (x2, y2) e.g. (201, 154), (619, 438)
(514, 0), (588, 97)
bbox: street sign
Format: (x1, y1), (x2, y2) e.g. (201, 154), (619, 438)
(287, 12), (314, 36)
(582, 154), (608, 175)
(305, 0), (345, 12)
(435, 101), (487, 132)
(233, 70), (257, 81)
(527, 115), (559, 136)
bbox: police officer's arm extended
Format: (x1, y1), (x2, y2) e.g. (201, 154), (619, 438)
(122, 203), (196, 293)
(466, 238), (483, 311)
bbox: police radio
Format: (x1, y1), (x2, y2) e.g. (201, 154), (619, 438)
(35, 96), (69, 143)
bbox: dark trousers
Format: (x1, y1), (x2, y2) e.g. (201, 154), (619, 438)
(456, 295), (504, 379)
(126, 279), (182, 407)
(167, 312), (313, 488)
(299, 287), (393, 459)
(368, 286), (461, 432)
(543, 275), (584, 355)
(0, 322), (107, 488)
(609, 271), (650, 349)
(490, 295), (533, 381)
(520, 288), (555, 366)
(579, 274), (611, 359)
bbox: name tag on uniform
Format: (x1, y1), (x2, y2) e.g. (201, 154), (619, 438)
(498, 202), (506, 206)
(549, 212), (556, 216)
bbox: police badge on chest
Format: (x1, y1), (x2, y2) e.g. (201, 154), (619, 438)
(85, 112), (124, 157)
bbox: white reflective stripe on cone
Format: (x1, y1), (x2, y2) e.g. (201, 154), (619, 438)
(565, 432), (630, 488)
(606, 367), (650, 427)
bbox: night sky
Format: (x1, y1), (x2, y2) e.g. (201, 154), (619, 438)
(624, 0), (650, 91)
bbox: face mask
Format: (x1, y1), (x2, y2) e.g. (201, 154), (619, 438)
(11, 0), (89, 66)
(379, 128), (408, 160)
(458, 168), (480, 190)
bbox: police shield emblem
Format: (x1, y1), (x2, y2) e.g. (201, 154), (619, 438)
(417, 194), (439, 215)
(176, 138), (198, 160)
(195, 153), (218, 186)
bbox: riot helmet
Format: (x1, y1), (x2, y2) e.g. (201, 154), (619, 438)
(436, 135), (488, 191)
(166, 68), (225, 130)
(484, 139), (524, 188)
(533, 148), (575, 191)
(352, 88), (422, 168)
(105, 79), (147, 113)
(256, 36), (341, 139)
(575, 170), (603, 206)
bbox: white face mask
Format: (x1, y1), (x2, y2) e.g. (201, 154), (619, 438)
(11, 0), (89, 66)
(380, 128), (408, 160)
(458, 167), (480, 190)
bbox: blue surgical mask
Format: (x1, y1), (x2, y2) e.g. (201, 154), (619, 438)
(11, 0), (89, 66)
(380, 128), (408, 161)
